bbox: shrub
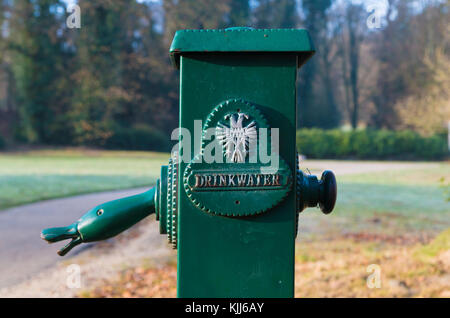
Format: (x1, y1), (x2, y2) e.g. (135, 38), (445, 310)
(348, 129), (377, 158)
(392, 130), (421, 155)
(417, 135), (448, 160)
(105, 124), (169, 151)
(0, 134), (5, 150)
(296, 128), (448, 160)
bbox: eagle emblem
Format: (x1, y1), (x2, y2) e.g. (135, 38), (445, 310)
(216, 112), (257, 163)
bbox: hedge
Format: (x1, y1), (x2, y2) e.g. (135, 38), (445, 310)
(296, 129), (448, 160)
(0, 134), (5, 150)
(104, 124), (170, 151)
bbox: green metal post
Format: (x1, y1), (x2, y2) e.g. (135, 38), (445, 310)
(41, 27), (337, 298)
(170, 28), (322, 297)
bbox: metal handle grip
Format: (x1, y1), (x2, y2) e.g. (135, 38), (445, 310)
(296, 169), (337, 215)
(318, 170), (337, 214)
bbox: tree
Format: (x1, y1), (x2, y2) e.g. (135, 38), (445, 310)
(253, 0), (298, 28)
(337, 3), (366, 129)
(0, 0), (16, 140)
(120, 1), (179, 134)
(69, 0), (127, 145)
(369, 0), (450, 131)
(394, 1), (450, 135)
(1, 0), (447, 148)
(163, 0), (230, 41)
(9, 0), (73, 143)
(228, 0), (250, 26)
(298, 0), (340, 129)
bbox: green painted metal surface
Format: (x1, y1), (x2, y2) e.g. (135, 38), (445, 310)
(41, 188), (156, 255)
(176, 52), (298, 297)
(170, 28), (315, 69)
(41, 27), (338, 298)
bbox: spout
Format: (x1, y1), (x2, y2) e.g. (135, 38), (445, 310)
(41, 223), (78, 243)
(41, 187), (157, 256)
(40, 223), (83, 256)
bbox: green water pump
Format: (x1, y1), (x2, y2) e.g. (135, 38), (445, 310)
(42, 28), (337, 298)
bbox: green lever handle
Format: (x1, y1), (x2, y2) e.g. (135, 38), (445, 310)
(41, 187), (157, 256)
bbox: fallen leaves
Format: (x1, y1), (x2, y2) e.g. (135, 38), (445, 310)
(81, 260), (177, 298)
(79, 229), (449, 298)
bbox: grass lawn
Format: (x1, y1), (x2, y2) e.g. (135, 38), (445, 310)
(331, 165), (450, 233)
(0, 149), (169, 210)
(293, 162), (450, 297)
(1, 148), (449, 297)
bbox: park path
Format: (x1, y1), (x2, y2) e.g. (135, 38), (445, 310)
(0, 160), (438, 297)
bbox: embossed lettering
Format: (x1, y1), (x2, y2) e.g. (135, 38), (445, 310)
(228, 174), (236, 186)
(219, 174), (226, 186)
(237, 174), (247, 186)
(247, 175), (254, 186)
(206, 175), (213, 187)
(256, 174), (261, 186)
(263, 174), (271, 186)
(192, 173), (284, 189)
(272, 174), (281, 186)
(195, 175), (204, 188)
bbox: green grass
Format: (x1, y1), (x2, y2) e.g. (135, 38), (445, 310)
(328, 164), (450, 233)
(414, 228), (450, 260)
(0, 149), (169, 210)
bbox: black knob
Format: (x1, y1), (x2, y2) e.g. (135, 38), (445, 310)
(318, 170), (337, 214)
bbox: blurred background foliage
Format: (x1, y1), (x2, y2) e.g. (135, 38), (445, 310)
(0, 0), (448, 156)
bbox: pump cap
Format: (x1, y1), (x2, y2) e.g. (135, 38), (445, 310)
(169, 28), (315, 69)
